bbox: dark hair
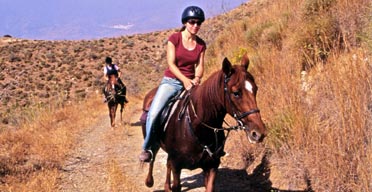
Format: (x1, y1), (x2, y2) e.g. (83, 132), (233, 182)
(105, 57), (112, 64)
(179, 26), (186, 32)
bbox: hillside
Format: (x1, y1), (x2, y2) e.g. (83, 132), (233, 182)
(0, 30), (168, 127)
(0, 2), (254, 128)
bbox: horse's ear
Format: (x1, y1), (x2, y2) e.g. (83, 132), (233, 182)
(222, 57), (233, 76)
(241, 54), (250, 70)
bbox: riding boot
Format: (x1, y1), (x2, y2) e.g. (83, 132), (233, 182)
(139, 150), (153, 162)
(139, 143), (160, 163)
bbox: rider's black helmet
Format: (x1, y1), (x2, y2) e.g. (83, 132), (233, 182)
(181, 6), (205, 24)
(105, 56), (112, 64)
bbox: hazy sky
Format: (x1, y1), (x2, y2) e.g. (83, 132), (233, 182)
(0, 0), (247, 40)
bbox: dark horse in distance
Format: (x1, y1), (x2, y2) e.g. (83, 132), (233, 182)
(104, 74), (127, 127)
(140, 54), (267, 192)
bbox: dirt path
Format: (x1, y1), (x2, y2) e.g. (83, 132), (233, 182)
(58, 101), (275, 192)
(58, 101), (207, 192)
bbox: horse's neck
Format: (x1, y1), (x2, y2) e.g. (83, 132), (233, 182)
(108, 75), (117, 84)
(191, 77), (226, 124)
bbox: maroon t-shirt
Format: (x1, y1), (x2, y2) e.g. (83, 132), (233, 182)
(164, 32), (206, 79)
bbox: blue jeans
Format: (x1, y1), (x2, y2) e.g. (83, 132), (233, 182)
(142, 77), (183, 150)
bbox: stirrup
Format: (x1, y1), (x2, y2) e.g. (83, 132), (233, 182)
(147, 150), (154, 162)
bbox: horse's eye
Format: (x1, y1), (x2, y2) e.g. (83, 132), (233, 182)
(233, 91), (240, 98)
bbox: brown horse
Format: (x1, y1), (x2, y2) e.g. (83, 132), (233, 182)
(141, 54), (267, 192)
(105, 75), (126, 127)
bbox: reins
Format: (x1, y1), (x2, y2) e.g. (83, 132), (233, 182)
(189, 98), (242, 132)
(183, 73), (260, 158)
(105, 80), (126, 103)
(187, 98), (239, 158)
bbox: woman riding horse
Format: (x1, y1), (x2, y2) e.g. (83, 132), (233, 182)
(141, 55), (267, 191)
(139, 6), (206, 162)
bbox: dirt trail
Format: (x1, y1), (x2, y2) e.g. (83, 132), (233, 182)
(58, 101), (273, 192)
(58, 101), (207, 192)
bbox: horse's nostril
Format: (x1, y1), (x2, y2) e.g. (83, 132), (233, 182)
(252, 131), (258, 139)
(251, 131), (263, 141)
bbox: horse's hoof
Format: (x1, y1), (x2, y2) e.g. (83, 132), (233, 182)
(145, 176), (154, 187)
(164, 184), (171, 192)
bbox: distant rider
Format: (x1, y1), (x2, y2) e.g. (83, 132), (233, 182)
(102, 56), (128, 103)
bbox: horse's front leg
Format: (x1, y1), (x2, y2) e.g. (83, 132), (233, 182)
(145, 161), (154, 187)
(204, 168), (217, 192)
(145, 147), (159, 188)
(110, 104), (117, 127)
(108, 105), (114, 127)
(164, 159), (172, 192)
(171, 164), (182, 192)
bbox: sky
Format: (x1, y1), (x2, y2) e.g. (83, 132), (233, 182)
(0, 0), (247, 40)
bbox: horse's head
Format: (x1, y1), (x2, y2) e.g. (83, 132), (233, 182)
(106, 74), (117, 92)
(222, 54), (267, 143)
(104, 75), (118, 104)
(107, 74), (118, 86)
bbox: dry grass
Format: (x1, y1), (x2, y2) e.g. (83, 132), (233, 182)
(0, 0), (371, 191)
(212, 0), (372, 191)
(0, 95), (103, 191)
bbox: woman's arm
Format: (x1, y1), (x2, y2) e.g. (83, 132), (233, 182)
(117, 70), (122, 78)
(192, 50), (205, 85)
(103, 67), (109, 81)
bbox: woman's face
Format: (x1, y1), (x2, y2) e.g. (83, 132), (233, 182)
(185, 19), (202, 34)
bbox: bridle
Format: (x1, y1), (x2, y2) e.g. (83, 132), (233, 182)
(188, 73), (261, 131)
(105, 81), (117, 103)
(186, 73), (261, 158)
(223, 74), (260, 129)
(105, 77), (126, 103)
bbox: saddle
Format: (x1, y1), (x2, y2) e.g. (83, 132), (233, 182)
(140, 89), (189, 130)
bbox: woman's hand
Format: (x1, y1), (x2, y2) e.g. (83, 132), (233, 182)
(192, 76), (201, 86)
(183, 79), (194, 90)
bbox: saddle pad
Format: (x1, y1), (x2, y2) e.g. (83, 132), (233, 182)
(162, 90), (188, 131)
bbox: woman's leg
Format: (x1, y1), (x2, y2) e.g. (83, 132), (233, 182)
(140, 77), (183, 161)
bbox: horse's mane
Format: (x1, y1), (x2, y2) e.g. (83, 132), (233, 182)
(191, 65), (256, 123)
(192, 70), (226, 122)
